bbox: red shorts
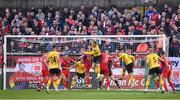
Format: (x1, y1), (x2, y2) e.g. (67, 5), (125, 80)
(41, 64), (50, 77)
(162, 71), (171, 78)
(42, 70), (50, 77)
(85, 64), (91, 73)
(62, 70), (70, 78)
(100, 67), (109, 76)
(85, 67), (91, 73)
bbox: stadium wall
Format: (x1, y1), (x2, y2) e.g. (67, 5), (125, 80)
(0, 0), (180, 8)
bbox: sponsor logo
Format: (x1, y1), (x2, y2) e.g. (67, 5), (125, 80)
(170, 60), (179, 68)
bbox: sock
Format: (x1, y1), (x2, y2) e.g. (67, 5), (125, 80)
(99, 81), (102, 88)
(63, 81), (68, 89)
(129, 76), (134, 87)
(47, 79), (52, 89)
(43, 77), (48, 84)
(37, 81), (42, 89)
(54, 79), (60, 90)
(114, 80), (121, 89)
(155, 81), (160, 89)
(96, 65), (100, 76)
(145, 80), (150, 89)
(164, 82), (168, 92)
(86, 77), (91, 86)
(169, 81), (175, 92)
(106, 79), (110, 88)
(122, 69), (126, 76)
(160, 79), (164, 90)
(71, 79), (76, 88)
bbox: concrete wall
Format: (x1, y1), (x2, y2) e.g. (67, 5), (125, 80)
(0, 0), (179, 8)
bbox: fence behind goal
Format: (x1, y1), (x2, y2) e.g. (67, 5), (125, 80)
(3, 35), (167, 90)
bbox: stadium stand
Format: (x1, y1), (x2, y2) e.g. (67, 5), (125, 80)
(0, 4), (180, 58)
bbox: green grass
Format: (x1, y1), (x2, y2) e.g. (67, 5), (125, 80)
(0, 89), (179, 99)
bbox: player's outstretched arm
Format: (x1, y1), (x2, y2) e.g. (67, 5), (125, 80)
(82, 51), (94, 55)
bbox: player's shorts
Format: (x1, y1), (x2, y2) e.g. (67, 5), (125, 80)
(77, 72), (85, 78)
(42, 69), (50, 77)
(41, 64), (50, 77)
(125, 63), (134, 74)
(93, 55), (102, 64)
(85, 67), (91, 73)
(148, 67), (161, 76)
(162, 71), (171, 78)
(100, 67), (110, 76)
(49, 68), (61, 76)
(62, 70), (70, 78)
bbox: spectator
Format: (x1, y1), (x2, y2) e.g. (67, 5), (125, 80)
(0, 4), (179, 57)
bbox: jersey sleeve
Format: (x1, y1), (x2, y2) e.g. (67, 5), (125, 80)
(131, 55), (135, 62)
(118, 53), (124, 59)
(82, 51), (94, 55)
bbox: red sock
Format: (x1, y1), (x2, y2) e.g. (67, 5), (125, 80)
(169, 81), (175, 92)
(164, 82), (168, 92)
(37, 80), (43, 89)
(43, 77), (48, 85)
(64, 81), (68, 89)
(106, 79), (110, 88)
(155, 81), (160, 89)
(86, 77), (91, 85)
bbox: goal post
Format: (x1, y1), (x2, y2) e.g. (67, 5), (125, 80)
(3, 35), (167, 90)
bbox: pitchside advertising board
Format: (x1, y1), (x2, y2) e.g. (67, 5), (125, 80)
(5, 56), (180, 90)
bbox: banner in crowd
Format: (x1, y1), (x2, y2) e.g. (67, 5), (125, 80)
(6, 56), (180, 91)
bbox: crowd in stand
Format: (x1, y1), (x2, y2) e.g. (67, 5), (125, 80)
(0, 4), (180, 57)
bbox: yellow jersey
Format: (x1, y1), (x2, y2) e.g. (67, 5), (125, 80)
(47, 50), (60, 69)
(147, 53), (160, 69)
(119, 53), (133, 65)
(76, 61), (85, 74)
(129, 55), (135, 64)
(83, 44), (101, 57)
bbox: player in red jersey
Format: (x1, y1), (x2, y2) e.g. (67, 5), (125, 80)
(37, 49), (50, 91)
(61, 54), (74, 90)
(99, 50), (121, 90)
(83, 54), (92, 88)
(99, 51), (111, 90)
(160, 51), (175, 93)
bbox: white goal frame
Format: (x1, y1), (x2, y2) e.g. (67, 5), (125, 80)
(3, 35), (167, 90)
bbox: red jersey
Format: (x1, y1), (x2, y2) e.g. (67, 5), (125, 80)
(41, 53), (48, 71)
(150, 13), (161, 24)
(83, 55), (91, 68)
(61, 58), (73, 70)
(100, 53), (111, 69)
(111, 54), (120, 68)
(160, 56), (171, 73)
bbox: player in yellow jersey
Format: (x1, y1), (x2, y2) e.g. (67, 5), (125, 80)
(71, 58), (86, 88)
(82, 40), (102, 79)
(46, 45), (61, 94)
(144, 48), (164, 93)
(118, 51), (135, 89)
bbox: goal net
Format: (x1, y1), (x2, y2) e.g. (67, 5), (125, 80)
(3, 35), (167, 90)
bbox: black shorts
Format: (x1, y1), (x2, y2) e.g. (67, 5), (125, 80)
(125, 63), (134, 74)
(49, 68), (61, 76)
(77, 73), (85, 78)
(108, 61), (113, 76)
(148, 67), (161, 76)
(93, 55), (102, 64)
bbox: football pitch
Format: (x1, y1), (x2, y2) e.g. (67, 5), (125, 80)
(0, 89), (179, 100)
